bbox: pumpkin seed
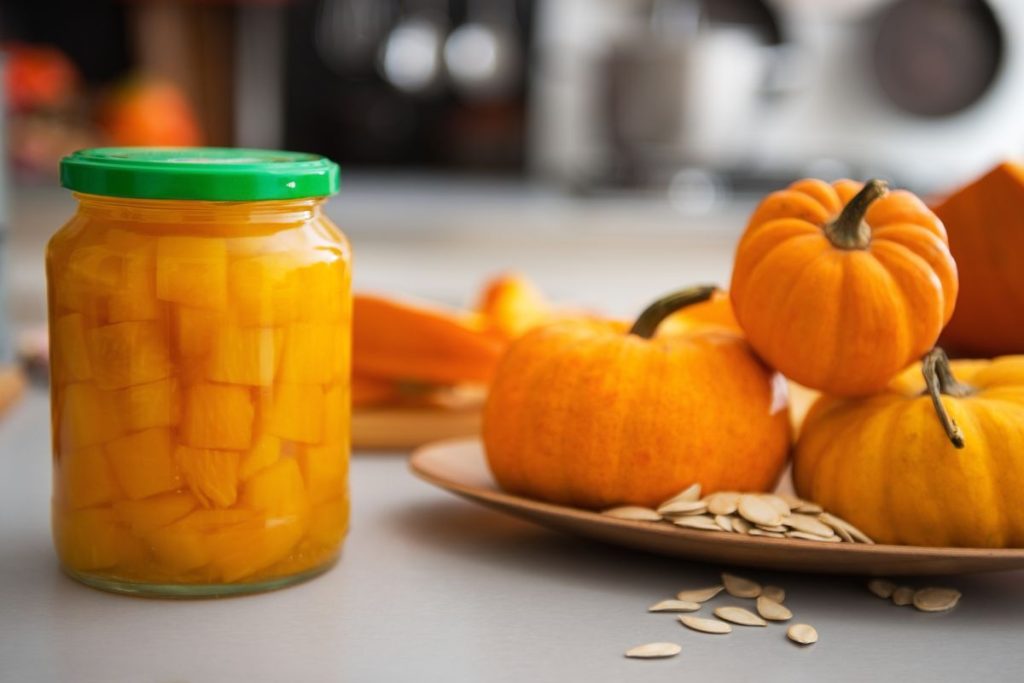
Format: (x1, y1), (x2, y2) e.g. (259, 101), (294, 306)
(706, 492), (740, 516)
(913, 587), (961, 612)
(749, 529), (786, 539)
(658, 500), (708, 516)
(756, 596), (793, 621)
(786, 531), (841, 543)
(738, 495), (782, 527)
(892, 586), (915, 606)
(818, 512), (874, 544)
(672, 515), (722, 531)
(625, 642), (682, 659)
(676, 585), (724, 603)
(829, 522), (855, 543)
(787, 623), (818, 645)
(756, 524), (788, 533)
(783, 513), (835, 538)
(714, 514), (733, 532)
(760, 494), (792, 516)
(648, 599), (702, 613)
(661, 483), (702, 505)
(868, 579), (897, 599)
(731, 517), (751, 534)
(761, 585), (785, 603)
(795, 502), (824, 514)
(722, 573), (762, 598)
(679, 615), (732, 634)
(602, 506), (662, 522)
(779, 493), (805, 509)
(714, 606), (767, 626)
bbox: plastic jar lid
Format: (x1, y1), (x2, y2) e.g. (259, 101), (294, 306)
(60, 147), (340, 201)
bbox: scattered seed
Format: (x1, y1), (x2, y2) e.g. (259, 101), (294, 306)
(658, 500), (708, 516)
(731, 517), (752, 534)
(892, 586), (915, 606)
(738, 495), (782, 527)
(786, 531), (841, 543)
(706, 492), (740, 516)
(783, 513), (835, 538)
(830, 523), (855, 543)
(722, 573), (762, 598)
(676, 586), (724, 603)
(715, 514), (733, 532)
(714, 606), (767, 627)
(679, 615), (732, 634)
(787, 623), (818, 645)
(662, 483), (702, 505)
(762, 585), (785, 603)
(602, 506), (662, 522)
(756, 596), (793, 621)
(795, 502), (824, 514)
(648, 599), (701, 613)
(760, 494), (792, 516)
(749, 529), (786, 539)
(868, 579), (897, 599)
(819, 512), (874, 544)
(625, 642), (682, 659)
(778, 493), (805, 509)
(913, 587), (961, 612)
(672, 515), (722, 532)
(757, 523), (789, 532)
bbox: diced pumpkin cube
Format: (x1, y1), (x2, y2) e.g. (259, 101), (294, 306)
(181, 383), (254, 450)
(145, 523), (212, 573)
(106, 428), (182, 499)
(323, 383), (349, 445)
(174, 306), (222, 358)
(306, 496), (349, 549)
(52, 313), (93, 383)
(210, 517), (306, 582)
(113, 492), (198, 534)
(279, 322), (346, 384)
(174, 445), (241, 508)
(239, 433), (281, 482)
(59, 383), (122, 448)
(239, 458), (309, 519)
(106, 238), (161, 323)
(55, 507), (137, 571)
(156, 236), (227, 309)
(299, 442), (348, 505)
(86, 320), (171, 390)
(262, 383), (324, 443)
(290, 261), (348, 322)
(65, 245), (124, 294)
(116, 377), (180, 432)
(206, 325), (281, 386)
(58, 445), (120, 510)
(228, 254), (300, 326)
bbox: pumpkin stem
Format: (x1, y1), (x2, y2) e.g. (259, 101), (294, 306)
(824, 179), (888, 250)
(922, 348), (973, 449)
(629, 285), (718, 339)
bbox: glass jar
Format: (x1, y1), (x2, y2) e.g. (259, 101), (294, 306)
(48, 148), (350, 597)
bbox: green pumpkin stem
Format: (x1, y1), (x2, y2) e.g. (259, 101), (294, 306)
(922, 348), (973, 449)
(629, 285), (718, 339)
(824, 179), (888, 250)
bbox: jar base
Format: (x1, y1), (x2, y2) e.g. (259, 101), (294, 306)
(62, 558), (338, 599)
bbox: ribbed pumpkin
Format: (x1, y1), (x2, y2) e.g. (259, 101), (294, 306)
(483, 286), (791, 509)
(730, 178), (958, 396)
(794, 349), (1024, 548)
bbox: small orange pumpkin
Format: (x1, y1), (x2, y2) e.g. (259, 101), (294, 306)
(483, 286), (791, 509)
(794, 349), (1024, 548)
(730, 179), (958, 396)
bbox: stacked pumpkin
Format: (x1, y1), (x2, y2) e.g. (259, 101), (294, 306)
(484, 168), (1024, 549)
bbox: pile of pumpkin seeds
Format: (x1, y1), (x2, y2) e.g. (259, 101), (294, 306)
(603, 483), (874, 544)
(625, 572), (962, 660)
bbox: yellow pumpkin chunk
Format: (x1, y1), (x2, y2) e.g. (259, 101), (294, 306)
(206, 325), (281, 386)
(323, 384), (349, 445)
(59, 383), (122, 448)
(263, 383), (324, 443)
(156, 236), (227, 309)
(291, 261), (347, 322)
(208, 517), (306, 582)
(115, 377), (180, 432)
(55, 507), (135, 571)
(239, 433), (281, 482)
(52, 313), (93, 382)
(113, 491), (197, 534)
(174, 306), (222, 358)
(65, 245), (123, 294)
(106, 235), (160, 323)
(86, 320), (172, 390)
(59, 446), (120, 509)
(279, 322), (345, 384)
(181, 383), (254, 450)
(228, 254), (300, 326)
(174, 445), (242, 508)
(299, 442), (348, 505)
(307, 496), (350, 549)
(106, 428), (182, 499)
(240, 458), (309, 518)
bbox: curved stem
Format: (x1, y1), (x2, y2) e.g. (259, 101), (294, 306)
(921, 348), (973, 449)
(823, 179), (888, 250)
(629, 285), (718, 339)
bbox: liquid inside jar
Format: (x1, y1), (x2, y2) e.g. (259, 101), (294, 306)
(47, 196), (351, 595)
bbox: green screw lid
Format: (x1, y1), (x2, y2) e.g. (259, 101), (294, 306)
(60, 147), (340, 201)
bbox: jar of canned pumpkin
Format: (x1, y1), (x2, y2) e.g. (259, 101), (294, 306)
(49, 148), (350, 596)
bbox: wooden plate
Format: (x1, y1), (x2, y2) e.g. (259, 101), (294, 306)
(410, 438), (1024, 576)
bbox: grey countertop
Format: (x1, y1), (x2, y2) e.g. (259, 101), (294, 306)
(3, 388), (1024, 683)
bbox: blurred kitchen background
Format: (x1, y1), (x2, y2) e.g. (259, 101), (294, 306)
(2, 0), (1024, 375)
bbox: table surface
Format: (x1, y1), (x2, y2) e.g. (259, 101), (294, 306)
(3, 388), (1024, 683)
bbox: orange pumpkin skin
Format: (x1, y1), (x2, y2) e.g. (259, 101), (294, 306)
(935, 161), (1024, 356)
(483, 292), (791, 510)
(730, 178), (958, 396)
(794, 354), (1024, 548)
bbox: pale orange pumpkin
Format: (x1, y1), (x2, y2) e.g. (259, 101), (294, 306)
(483, 286), (791, 509)
(730, 179), (958, 396)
